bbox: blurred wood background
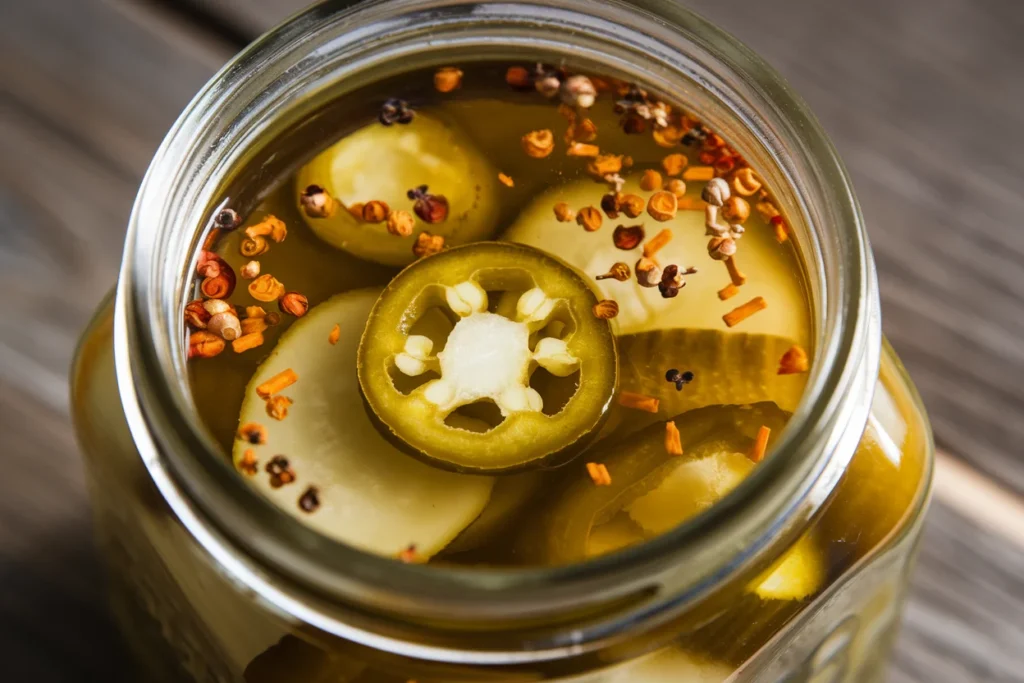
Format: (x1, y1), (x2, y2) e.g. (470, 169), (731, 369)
(2, 0), (1024, 681)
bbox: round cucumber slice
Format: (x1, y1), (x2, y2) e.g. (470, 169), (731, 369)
(502, 175), (811, 344)
(296, 113), (501, 266)
(232, 288), (494, 559)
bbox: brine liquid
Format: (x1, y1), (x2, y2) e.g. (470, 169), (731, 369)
(183, 63), (928, 668)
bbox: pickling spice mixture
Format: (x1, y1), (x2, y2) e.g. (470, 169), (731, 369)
(182, 61), (813, 570)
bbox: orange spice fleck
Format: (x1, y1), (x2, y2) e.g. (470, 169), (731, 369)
(239, 449), (259, 476)
(725, 256), (747, 287)
(397, 544), (419, 563)
(241, 317), (268, 336)
(232, 331), (265, 353)
(665, 421), (683, 456)
(642, 229), (673, 258)
(617, 391), (659, 413)
(586, 462), (612, 486)
(749, 425), (771, 463)
(245, 305), (267, 319)
(717, 283), (740, 301)
(266, 395), (294, 421)
(256, 368), (298, 399)
(329, 324), (341, 346)
(771, 215), (790, 243)
(778, 345), (810, 375)
(237, 422), (268, 445)
(567, 142), (600, 157)
(498, 172), (515, 187)
(682, 166), (715, 182)
(723, 297), (767, 328)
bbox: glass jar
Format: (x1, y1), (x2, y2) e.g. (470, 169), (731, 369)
(71, 1), (933, 681)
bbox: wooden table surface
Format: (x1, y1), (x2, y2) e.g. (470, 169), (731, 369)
(3, 0), (1024, 681)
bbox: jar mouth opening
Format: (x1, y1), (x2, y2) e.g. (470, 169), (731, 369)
(114, 0), (877, 659)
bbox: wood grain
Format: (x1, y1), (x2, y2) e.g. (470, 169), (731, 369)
(1, 0), (1023, 681)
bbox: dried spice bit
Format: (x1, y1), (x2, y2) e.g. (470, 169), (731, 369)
(379, 97), (414, 126)
(725, 256), (747, 286)
(553, 202), (575, 223)
(635, 257), (662, 287)
(256, 368), (299, 399)
(245, 305), (267, 319)
(498, 172), (515, 188)
(560, 74), (597, 108)
(265, 312), (282, 326)
(240, 260), (261, 280)
(683, 166), (716, 182)
(707, 236), (737, 261)
(196, 251), (222, 279)
(570, 117), (598, 142)
(618, 391), (660, 413)
(643, 228), (673, 258)
(604, 173), (626, 193)
(771, 215), (790, 243)
(266, 395), (294, 421)
(522, 129), (555, 159)
(298, 486), (321, 513)
(397, 543), (419, 563)
(407, 185), (450, 224)
(202, 228), (224, 252)
(665, 421), (684, 456)
(658, 264), (696, 299)
(640, 169), (663, 192)
(238, 449), (259, 476)
(362, 200), (390, 223)
(534, 64), (562, 98)
(188, 331), (225, 359)
(248, 274), (286, 302)
(237, 422), (268, 445)
(413, 231), (446, 258)
(201, 269), (236, 300)
(184, 300), (210, 329)
(714, 154), (737, 176)
(241, 317), (268, 336)
(328, 323), (341, 346)
(505, 65), (533, 89)
(596, 262), (631, 282)
(433, 66), (463, 93)
(240, 235), (270, 258)
(661, 153), (688, 177)
(701, 177), (731, 206)
(566, 142), (600, 158)
(698, 150), (718, 166)
(722, 196), (751, 223)
(576, 206), (603, 232)
(586, 462), (612, 487)
(246, 216), (288, 243)
(620, 194), (645, 219)
(279, 292), (309, 318)
(232, 331), (265, 353)
(717, 283), (740, 301)
(621, 112), (648, 135)
(600, 192), (622, 219)
(647, 191), (678, 222)
(386, 209), (415, 238)
(749, 425), (771, 463)
(214, 208), (242, 230)
(723, 296), (767, 328)
(653, 124), (686, 148)
(612, 224), (644, 250)
(207, 310), (242, 341)
(778, 345), (810, 375)
(665, 368), (695, 392)
(346, 202), (365, 221)
(300, 184), (337, 219)
(664, 178), (687, 200)
(732, 168), (762, 196)
(586, 154), (626, 179)
(266, 455), (296, 489)
(203, 299), (232, 316)
(592, 299), (619, 320)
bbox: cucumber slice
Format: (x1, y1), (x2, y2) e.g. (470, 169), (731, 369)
(296, 113), (501, 266)
(232, 289), (494, 559)
(749, 533), (825, 601)
(502, 175), (811, 345)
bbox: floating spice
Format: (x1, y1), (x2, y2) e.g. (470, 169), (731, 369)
(214, 208), (241, 230)
(188, 331), (225, 359)
(566, 142), (600, 157)
(665, 368), (694, 391)
(749, 425), (771, 463)
(386, 210), (415, 237)
(279, 292), (309, 317)
(433, 67), (463, 93)
(397, 543), (419, 563)
(635, 257), (662, 288)
(266, 395), (294, 421)
(412, 231), (445, 258)
(362, 200), (390, 223)
(266, 455), (296, 488)
(300, 185), (337, 218)
(298, 486), (321, 513)
(522, 129), (555, 158)
(238, 449), (258, 476)
(643, 229), (673, 258)
(596, 262), (631, 281)
(683, 166), (715, 182)
(328, 324), (341, 346)
(613, 224), (644, 250)
(725, 256), (746, 287)
(498, 172), (515, 187)
(732, 168), (762, 196)
(248, 274), (285, 302)
(723, 297), (767, 328)
(407, 186), (449, 224)
(722, 196), (750, 223)
(505, 66), (533, 89)
(618, 391), (659, 413)
(560, 75), (597, 108)
(717, 283), (740, 301)
(239, 236), (269, 258)
(640, 169), (663, 191)
(661, 153), (688, 177)
(592, 300), (619, 319)
(240, 260), (260, 280)
(665, 421), (683, 456)
(233, 332), (265, 353)
(576, 207), (603, 232)
(184, 300), (210, 330)
(620, 194), (645, 218)
(256, 368), (298, 399)
(586, 462), (612, 486)
(379, 98), (414, 125)
(553, 202), (575, 222)
(778, 345), (810, 375)
(241, 317), (268, 335)
(237, 422), (268, 445)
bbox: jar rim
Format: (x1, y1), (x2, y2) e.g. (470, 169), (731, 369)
(113, 0), (879, 661)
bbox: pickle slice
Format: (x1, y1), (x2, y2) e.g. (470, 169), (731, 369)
(502, 176), (811, 344)
(749, 533), (824, 601)
(445, 472), (545, 554)
(232, 288), (493, 559)
(296, 112), (500, 266)
(358, 242), (618, 473)
(521, 403), (788, 565)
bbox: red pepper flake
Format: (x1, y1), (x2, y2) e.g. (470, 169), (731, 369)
(586, 462), (612, 486)
(664, 421), (683, 456)
(749, 425), (771, 463)
(239, 449), (259, 476)
(717, 283), (740, 301)
(771, 215), (790, 243)
(397, 543), (419, 563)
(617, 391), (659, 413)
(256, 368), (298, 399)
(778, 345), (810, 375)
(723, 297), (767, 328)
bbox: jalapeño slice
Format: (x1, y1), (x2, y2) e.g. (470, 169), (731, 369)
(358, 242), (618, 473)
